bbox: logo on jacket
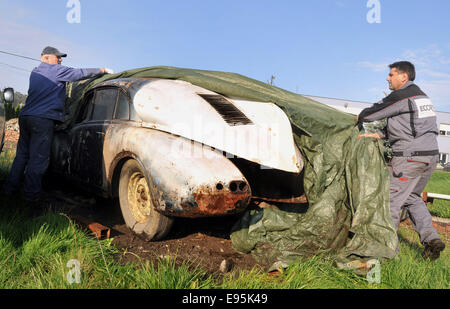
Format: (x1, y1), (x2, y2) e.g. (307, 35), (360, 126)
(414, 98), (436, 118)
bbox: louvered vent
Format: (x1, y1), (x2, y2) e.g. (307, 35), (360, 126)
(198, 94), (253, 126)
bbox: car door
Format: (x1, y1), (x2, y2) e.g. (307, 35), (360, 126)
(70, 87), (118, 190)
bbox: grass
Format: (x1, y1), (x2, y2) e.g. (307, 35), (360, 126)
(425, 170), (450, 195)
(379, 227), (449, 289)
(219, 230), (449, 289)
(0, 207), (215, 289)
(0, 203), (447, 289)
(0, 146), (15, 180)
(424, 170), (450, 218)
(0, 148), (448, 289)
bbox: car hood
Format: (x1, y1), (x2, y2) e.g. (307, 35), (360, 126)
(133, 79), (303, 173)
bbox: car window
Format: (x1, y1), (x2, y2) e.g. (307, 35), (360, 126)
(115, 90), (130, 120)
(76, 91), (95, 123)
(91, 88), (118, 121)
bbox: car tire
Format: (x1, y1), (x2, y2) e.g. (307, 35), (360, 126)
(118, 159), (173, 241)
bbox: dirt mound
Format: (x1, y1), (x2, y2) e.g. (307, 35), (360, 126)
(6, 118), (19, 131)
(42, 185), (267, 276)
(111, 217), (264, 275)
(4, 120), (20, 143)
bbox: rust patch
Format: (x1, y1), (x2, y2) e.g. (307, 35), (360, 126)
(171, 184), (252, 218)
(124, 78), (150, 89)
(191, 192), (250, 217)
(422, 192), (428, 203)
(253, 194), (307, 204)
(70, 214), (111, 240)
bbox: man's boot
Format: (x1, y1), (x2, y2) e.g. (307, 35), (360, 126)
(422, 239), (446, 261)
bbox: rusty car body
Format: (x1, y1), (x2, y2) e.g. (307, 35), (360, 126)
(50, 78), (305, 240)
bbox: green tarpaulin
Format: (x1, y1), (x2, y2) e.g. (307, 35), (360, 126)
(63, 66), (398, 273)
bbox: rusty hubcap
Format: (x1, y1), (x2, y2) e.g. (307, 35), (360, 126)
(128, 172), (152, 223)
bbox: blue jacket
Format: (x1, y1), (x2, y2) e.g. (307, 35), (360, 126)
(20, 62), (102, 122)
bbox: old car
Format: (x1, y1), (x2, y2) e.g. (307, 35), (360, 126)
(0, 88), (14, 153)
(50, 78), (305, 240)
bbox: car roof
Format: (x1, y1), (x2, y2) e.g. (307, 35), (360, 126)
(93, 77), (149, 90)
(91, 78), (154, 98)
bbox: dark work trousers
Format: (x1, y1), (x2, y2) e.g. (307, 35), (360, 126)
(3, 116), (54, 201)
(389, 155), (441, 244)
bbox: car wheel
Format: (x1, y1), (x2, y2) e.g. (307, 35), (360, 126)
(119, 159), (173, 241)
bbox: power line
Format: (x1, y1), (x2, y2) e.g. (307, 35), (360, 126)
(0, 50), (40, 62)
(0, 62), (32, 73)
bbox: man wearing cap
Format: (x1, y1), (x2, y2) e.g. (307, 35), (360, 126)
(2, 46), (112, 213)
(357, 61), (445, 261)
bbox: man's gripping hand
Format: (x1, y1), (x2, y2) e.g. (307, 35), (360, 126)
(100, 68), (115, 74)
(357, 133), (381, 140)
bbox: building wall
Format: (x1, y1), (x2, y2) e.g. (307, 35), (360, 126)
(304, 95), (450, 165)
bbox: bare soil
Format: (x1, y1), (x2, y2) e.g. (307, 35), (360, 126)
(43, 185), (267, 276)
(4, 119), (20, 143)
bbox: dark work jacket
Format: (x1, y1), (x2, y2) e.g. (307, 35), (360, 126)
(358, 81), (439, 154)
(20, 62), (102, 122)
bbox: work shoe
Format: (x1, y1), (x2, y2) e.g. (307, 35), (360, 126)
(422, 239), (446, 261)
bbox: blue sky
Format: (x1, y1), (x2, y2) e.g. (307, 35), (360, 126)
(1, 0), (449, 111)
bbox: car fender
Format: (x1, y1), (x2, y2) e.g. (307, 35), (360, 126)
(104, 125), (251, 218)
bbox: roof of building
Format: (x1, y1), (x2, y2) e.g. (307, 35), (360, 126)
(302, 94), (450, 118)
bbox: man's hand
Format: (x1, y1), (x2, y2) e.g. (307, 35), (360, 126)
(100, 68), (115, 74)
(357, 133), (381, 140)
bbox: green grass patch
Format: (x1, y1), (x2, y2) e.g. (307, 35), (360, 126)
(425, 170), (450, 218)
(0, 207), (214, 289)
(427, 199), (450, 218)
(0, 147), (15, 179)
(219, 237), (449, 289)
(426, 170), (450, 195)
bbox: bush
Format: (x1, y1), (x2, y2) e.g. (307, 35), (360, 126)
(5, 101), (23, 120)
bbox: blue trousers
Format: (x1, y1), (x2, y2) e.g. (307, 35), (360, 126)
(3, 116), (54, 201)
